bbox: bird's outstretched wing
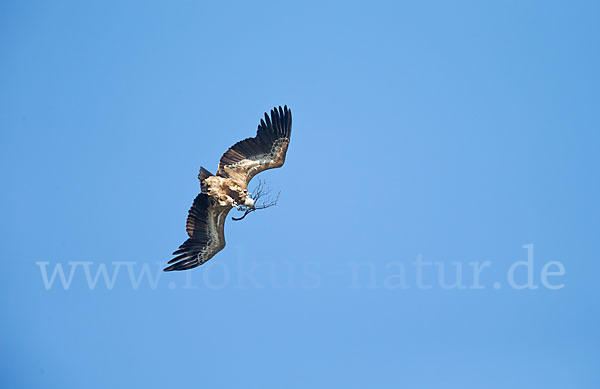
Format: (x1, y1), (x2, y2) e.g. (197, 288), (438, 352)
(164, 193), (231, 271)
(217, 106), (292, 185)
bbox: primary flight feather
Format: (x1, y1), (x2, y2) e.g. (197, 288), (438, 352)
(164, 106), (292, 272)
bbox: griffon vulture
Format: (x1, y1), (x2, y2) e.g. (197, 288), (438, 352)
(164, 106), (292, 272)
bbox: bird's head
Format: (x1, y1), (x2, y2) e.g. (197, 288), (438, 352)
(241, 189), (255, 209)
(243, 196), (255, 210)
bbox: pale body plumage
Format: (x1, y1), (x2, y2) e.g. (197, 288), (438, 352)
(204, 175), (254, 208)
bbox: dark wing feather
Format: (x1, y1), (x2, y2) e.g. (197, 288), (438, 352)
(164, 193), (230, 271)
(217, 105), (292, 185)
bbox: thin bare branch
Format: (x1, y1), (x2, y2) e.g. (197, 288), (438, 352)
(231, 179), (280, 221)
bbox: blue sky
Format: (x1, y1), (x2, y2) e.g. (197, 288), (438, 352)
(1, 1), (599, 388)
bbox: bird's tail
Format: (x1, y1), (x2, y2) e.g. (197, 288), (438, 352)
(198, 166), (213, 193)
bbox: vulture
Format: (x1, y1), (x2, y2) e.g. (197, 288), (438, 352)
(164, 106), (292, 272)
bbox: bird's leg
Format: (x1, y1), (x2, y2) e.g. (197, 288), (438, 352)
(225, 194), (239, 209)
(230, 197), (245, 211)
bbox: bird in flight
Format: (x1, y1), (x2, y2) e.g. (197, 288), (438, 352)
(164, 106), (292, 272)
